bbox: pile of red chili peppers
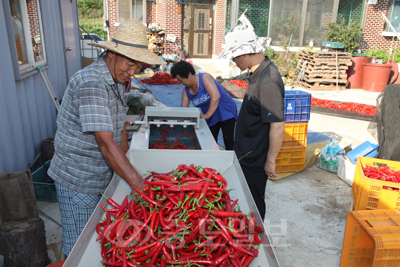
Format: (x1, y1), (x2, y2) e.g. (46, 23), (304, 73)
(96, 164), (262, 267)
(311, 97), (377, 116)
(229, 80), (248, 90)
(363, 165), (400, 191)
(149, 126), (195, 150)
(141, 73), (180, 85)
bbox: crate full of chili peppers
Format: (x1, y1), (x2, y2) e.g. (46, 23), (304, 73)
(340, 209), (400, 267)
(62, 150), (280, 267)
(284, 90), (311, 122)
(351, 157), (400, 211)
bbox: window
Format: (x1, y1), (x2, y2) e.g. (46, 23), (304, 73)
(389, 0), (400, 32)
(8, 0), (46, 75)
(226, 0), (350, 47)
(269, 0), (337, 46)
(117, 0), (145, 23)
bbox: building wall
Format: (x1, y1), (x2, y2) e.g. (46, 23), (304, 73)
(146, 1), (156, 24)
(109, 0), (226, 57)
(362, 0), (400, 50)
(0, 0), (70, 173)
(108, 0), (117, 39)
(213, 0), (225, 56)
(159, 1), (181, 55)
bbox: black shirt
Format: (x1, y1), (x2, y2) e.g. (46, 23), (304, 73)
(234, 57), (285, 169)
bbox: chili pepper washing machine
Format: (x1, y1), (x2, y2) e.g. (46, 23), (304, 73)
(63, 150), (280, 267)
(129, 106), (220, 150)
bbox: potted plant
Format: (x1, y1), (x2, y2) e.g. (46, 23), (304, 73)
(326, 19), (369, 89)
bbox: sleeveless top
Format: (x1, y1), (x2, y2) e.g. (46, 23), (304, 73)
(185, 73), (237, 126)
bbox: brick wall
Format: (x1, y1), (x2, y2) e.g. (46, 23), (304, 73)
(362, 0), (400, 51)
(27, 0), (42, 58)
(109, 0), (118, 39)
(107, 0), (225, 57)
(159, 1), (182, 55)
(27, 0), (40, 42)
(213, 0), (225, 56)
(146, 1), (156, 24)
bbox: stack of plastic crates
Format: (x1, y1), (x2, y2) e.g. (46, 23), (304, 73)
(340, 157), (400, 266)
(341, 209), (400, 266)
(275, 90), (311, 173)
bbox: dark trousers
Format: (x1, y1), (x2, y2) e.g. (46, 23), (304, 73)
(209, 117), (236, 150)
(240, 164), (268, 219)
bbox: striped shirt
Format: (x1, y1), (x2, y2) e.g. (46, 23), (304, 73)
(48, 56), (128, 195)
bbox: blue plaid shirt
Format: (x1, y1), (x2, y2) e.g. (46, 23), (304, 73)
(48, 57), (128, 195)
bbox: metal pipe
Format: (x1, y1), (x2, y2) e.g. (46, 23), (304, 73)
(38, 208), (62, 227)
(381, 12), (400, 40)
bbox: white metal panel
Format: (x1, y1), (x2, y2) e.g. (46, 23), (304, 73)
(64, 150), (280, 267)
(60, 0), (82, 80)
(130, 119), (219, 150)
(0, 0), (72, 173)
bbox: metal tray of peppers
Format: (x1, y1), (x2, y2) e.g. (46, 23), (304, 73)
(63, 150), (280, 267)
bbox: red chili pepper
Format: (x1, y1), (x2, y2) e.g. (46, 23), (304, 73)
(96, 164), (263, 267)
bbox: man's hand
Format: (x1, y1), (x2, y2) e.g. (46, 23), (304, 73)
(264, 159), (277, 178)
(265, 122), (285, 178)
(94, 131), (144, 190)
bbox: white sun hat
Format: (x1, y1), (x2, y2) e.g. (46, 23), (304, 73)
(218, 14), (271, 59)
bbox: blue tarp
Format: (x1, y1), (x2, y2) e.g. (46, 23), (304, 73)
(137, 78), (329, 147)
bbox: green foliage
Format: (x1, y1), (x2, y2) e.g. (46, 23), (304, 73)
(263, 46), (299, 78)
(326, 18), (363, 53)
(263, 47), (275, 60)
(80, 21), (107, 40)
(304, 26), (326, 47)
(270, 11), (302, 46)
(78, 0), (103, 19)
(126, 96), (146, 115)
(366, 47), (400, 63)
(78, 0), (106, 41)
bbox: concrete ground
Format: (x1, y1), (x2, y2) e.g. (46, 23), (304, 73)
(36, 58), (380, 266)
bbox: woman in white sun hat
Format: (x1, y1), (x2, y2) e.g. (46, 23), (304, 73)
(48, 19), (163, 257)
(219, 14), (285, 220)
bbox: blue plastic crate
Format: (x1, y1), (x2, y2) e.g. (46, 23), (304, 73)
(31, 160), (58, 202)
(284, 90), (311, 122)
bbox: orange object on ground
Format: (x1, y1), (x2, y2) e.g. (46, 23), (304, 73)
(347, 56), (370, 89)
(46, 260), (66, 267)
(341, 209), (400, 267)
(362, 63), (391, 92)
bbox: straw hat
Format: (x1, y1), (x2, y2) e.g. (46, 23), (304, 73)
(218, 14), (271, 59)
(89, 19), (164, 65)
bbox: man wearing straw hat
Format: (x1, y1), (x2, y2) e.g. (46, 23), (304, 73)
(219, 14), (285, 220)
(48, 19), (164, 256)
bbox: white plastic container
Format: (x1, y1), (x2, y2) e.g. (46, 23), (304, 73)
(337, 156), (356, 186)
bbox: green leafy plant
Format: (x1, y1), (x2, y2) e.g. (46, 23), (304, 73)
(366, 47), (400, 63)
(78, 0), (106, 40)
(304, 26), (327, 47)
(269, 11), (302, 46)
(263, 46), (299, 79)
(326, 19), (363, 53)
(78, 0), (103, 18)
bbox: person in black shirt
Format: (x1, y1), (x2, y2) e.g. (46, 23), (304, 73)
(218, 14), (285, 219)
